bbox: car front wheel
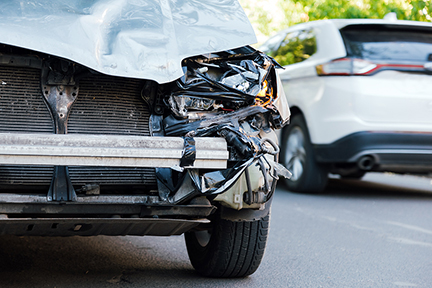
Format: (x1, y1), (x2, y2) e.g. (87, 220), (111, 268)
(280, 114), (328, 193)
(185, 211), (269, 278)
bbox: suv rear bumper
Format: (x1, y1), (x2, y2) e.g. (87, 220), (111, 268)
(313, 131), (432, 173)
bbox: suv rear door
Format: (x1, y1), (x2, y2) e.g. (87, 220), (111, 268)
(339, 24), (432, 126)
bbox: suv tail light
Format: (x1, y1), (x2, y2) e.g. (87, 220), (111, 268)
(316, 58), (425, 76)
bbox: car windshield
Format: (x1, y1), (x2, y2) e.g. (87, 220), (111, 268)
(340, 25), (432, 62)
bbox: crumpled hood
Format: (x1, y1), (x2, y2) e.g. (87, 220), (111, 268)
(0, 0), (256, 83)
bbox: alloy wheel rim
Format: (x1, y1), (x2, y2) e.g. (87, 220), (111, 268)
(284, 126), (306, 181)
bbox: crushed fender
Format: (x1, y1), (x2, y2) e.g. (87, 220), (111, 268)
(152, 46), (291, 206)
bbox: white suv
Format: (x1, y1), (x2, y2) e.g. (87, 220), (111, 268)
(261, 19), (432, 192)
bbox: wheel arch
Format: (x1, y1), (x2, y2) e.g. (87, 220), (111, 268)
(279, 108), (329, 193)
(282, 106), (309, 139)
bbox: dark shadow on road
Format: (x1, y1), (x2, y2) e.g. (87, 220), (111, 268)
(278, 173), (432, 199)
(325, 178), (432, 198)
(0, 235), (255, 288)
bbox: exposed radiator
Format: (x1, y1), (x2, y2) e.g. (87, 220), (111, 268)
(0, 67), (54, 133)
(68, 73), (151, 136)
(68, 166), (157, 187)
(0, 66), (157, 191)
(0, 165), (157, 188)
(0, 166), (54, 185)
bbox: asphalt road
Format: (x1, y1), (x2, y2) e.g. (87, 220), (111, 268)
(1, 172), (432, 288)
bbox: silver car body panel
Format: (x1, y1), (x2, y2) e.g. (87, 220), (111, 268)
(0, 0), (256, 83)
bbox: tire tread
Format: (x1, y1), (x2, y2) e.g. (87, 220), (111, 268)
(280, 114), (328, 193)
(185, 214), (269, 278)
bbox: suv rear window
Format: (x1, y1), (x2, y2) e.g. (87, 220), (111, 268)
(340, 25), (432, 62)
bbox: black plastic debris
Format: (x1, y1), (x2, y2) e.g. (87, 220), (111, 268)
(154, 47), (290, 205)
(180, 137), (196, 167)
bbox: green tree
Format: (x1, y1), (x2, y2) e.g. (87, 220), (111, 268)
(270, 29), (317, 66)
(239, 0), (432, 41)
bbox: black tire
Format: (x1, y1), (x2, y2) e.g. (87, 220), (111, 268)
(185, 213), (269, 278)
(280, 114), (328, 193)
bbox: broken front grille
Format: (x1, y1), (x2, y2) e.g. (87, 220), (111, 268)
(0, 66), (157, 192)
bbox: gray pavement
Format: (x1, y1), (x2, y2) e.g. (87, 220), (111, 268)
(1, 172), (432, 287)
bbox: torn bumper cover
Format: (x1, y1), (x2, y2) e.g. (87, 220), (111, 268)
(153, 48), (292, 209)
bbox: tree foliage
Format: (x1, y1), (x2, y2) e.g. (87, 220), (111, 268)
(239, 0), (432, 41)
(270, 30), (317, 66)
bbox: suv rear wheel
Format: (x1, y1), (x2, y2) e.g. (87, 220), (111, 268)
(280, 114), (328, 193)
(185, 211), (269, 278)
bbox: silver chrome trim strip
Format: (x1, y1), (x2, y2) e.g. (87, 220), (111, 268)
(0, 133), (228, 169)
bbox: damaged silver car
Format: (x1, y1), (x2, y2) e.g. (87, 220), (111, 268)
(0, 0), (290, 277)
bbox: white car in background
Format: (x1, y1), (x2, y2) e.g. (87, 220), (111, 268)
(261, 19), (432, 193)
